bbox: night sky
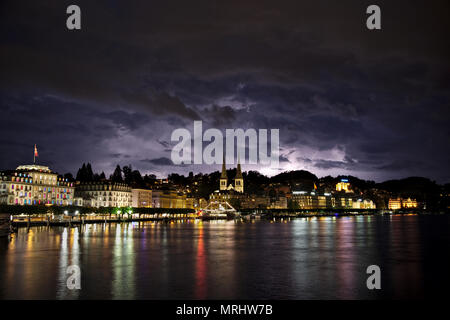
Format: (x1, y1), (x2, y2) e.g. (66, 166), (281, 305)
(1, 1), (449, 182)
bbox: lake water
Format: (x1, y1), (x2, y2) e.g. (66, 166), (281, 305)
(1, 214), (449, 299)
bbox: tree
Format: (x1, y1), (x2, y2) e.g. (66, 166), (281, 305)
(86, 163), (94, 181)
(122, 165), (133, 185)
(131, 170), (144, 187)
(111, 165), (123, 183)
(76, 163), (87, 181)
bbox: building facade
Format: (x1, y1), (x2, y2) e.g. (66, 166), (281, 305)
(0, 165), (75, 206)
(75, 181), (132, 208)
(152, 189), (187, 208)
(291, 191), (375, 210)
(388, 197), (418, 210)
(336, 179), (352, 193)
(219, 157), (244, 193)
(132, 188), (152, 208)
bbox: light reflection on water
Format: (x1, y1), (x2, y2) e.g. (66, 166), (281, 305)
(0, 215), (449, 299)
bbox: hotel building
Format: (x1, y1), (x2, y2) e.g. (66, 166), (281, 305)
(152, 189), (187, 208)
(74, 181), (132, 208)
(132, 188), (152, 208)
(0, 164), (75, 206)
(388, 197), (418, 210)
(291, 191), (376, 210)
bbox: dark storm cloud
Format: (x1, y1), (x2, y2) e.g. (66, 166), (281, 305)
(279, 155), (290, 163)
(0, 0), (449, 181)
(140, 157), (173, 166)
(313, 156), (357, 170)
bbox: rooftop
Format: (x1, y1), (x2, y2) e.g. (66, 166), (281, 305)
(16, 164), (52, 173)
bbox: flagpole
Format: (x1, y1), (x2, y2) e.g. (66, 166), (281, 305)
(33, 144), (36, 164)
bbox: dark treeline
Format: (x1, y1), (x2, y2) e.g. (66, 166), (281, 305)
(75, 163), (156, 188)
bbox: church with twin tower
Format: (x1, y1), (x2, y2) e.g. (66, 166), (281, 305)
(219, 156), (244, 193)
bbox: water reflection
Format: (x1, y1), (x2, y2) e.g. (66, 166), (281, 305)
(0, 215), (449, 299)
(195, 222), (206, 299)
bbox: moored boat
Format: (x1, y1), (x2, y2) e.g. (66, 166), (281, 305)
(197, 200), (237, 220)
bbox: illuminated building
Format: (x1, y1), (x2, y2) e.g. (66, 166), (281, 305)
(291, 190), (375, 209)
(75, 181), (131, 208)
(291, 191), (334, 209)
(152, 189), (186, 208)
(219, 157), (244, 193)
(186, 197), (195, 209)
(240, 195), (270, 209)
(402, 198), (418, 208)
(352, 199), (376, 209)
(210, 190), (244, 202)
(268, 197), (288, 209)
(234, 161), (244, 193)
(388, 198), (402, 210)
(336, 179), (352, 193)
(132, 188), (152, 208)
(388, 197), (418, 210)
(0, 165), (74, 206)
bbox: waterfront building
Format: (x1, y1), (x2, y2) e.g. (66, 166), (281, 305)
(291, 190), (375, 210)
(210, 189), (245, 203)
(0, 164), (74, 206)
(402, 197), (418, 208)
(74, 181), (131, 208)
(132, 188), (152, 208)
(240, 195), (270, 209)
(291, 191), (331, 209)
(388, 198), (402, 210)
(268, 197), (288, 209)
(209, 190), (269, 209)
(186, 197), (195, 209)
(352, 199), (376, 209)
(335, 196), (354, 209)
(152, 189), (186, 208)
(388, 197), (418, 210)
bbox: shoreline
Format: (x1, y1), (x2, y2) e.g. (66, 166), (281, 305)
(5, 210), (444, 230)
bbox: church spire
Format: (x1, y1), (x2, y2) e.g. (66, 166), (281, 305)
(220, 152), (228, 190)
(234, 156), (244, 192)
(221, 153), (227, 179)
(235, 156), (243, 179)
